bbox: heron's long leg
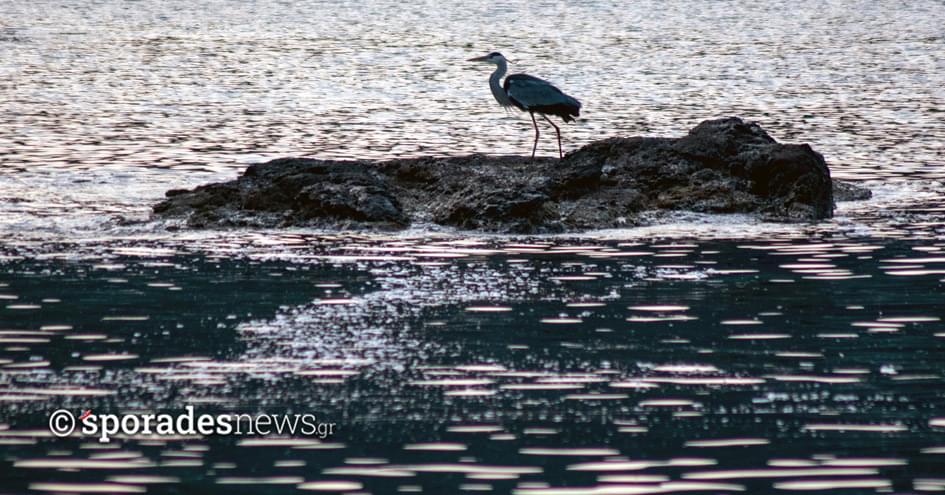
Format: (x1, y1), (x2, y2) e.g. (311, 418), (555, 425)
(529, 112), (540, 159)
(541, 114), (562, 159)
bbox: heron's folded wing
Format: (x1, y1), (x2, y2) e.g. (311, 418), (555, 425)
(504, 74), (580, 110)
(505, 74), (581, 109)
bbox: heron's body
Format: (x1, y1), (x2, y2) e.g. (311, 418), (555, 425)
(471, 52), (581, 158)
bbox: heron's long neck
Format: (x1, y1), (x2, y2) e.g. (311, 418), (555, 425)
(489, 60), (513, 107)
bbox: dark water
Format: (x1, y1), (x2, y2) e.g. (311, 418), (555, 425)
(3, 0), (945, 493)
(2, 234), (945, 493)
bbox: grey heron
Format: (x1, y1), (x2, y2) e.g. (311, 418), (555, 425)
(468, 52), (582, 158)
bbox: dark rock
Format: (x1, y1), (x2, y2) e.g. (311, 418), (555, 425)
(153, 117), (848, 233)
(154, 159), (408, 229)
(832, 180), (873, 202)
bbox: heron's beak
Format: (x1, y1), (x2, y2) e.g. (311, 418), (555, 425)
(467, 55), (488, 62)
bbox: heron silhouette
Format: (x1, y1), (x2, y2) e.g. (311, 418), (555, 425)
(468, 52), (581, 158)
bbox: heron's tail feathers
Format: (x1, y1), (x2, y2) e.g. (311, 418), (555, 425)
(533, 101), (580, 123)
(560, 94), (582, 122)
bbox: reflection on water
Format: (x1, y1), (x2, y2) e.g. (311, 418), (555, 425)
(1, 234), (944, 493)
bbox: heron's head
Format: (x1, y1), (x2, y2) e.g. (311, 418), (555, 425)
(467, 52), (508, 65)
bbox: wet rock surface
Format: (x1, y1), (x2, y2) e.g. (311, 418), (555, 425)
(153, 117), (859, 233)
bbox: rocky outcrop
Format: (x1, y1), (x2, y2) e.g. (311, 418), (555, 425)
(153, 117), (861, 233)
